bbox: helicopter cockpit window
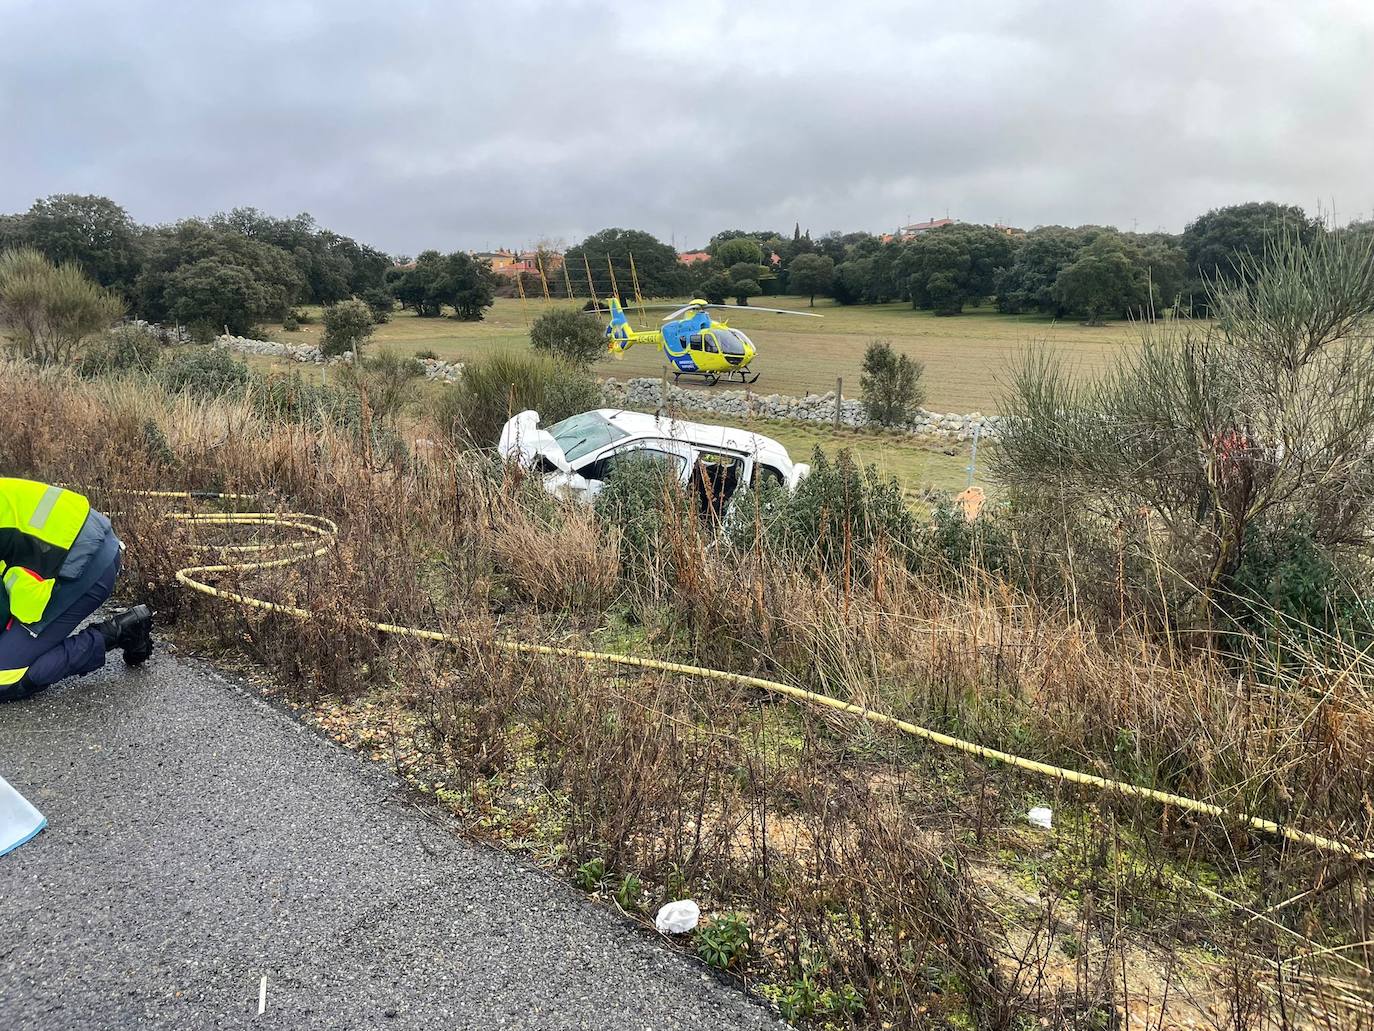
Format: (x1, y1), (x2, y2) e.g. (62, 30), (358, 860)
(687, 333), (703, 351)
(714, 329), (748, 356)
(546, 411), (627, 463)
(702, 334), (719, 354)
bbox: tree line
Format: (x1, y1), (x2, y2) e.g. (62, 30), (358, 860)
(0, 193), (1361, 338)
(658, 203), (1348, 324)
(0, 194), (500, 337)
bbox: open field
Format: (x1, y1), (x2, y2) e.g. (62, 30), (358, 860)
(266, 295), (1151, 413)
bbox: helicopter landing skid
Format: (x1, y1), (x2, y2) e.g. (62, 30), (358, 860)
(672, 368), (759, 387)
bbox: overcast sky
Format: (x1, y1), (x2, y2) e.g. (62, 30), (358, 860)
(2, 0), (1371, 255)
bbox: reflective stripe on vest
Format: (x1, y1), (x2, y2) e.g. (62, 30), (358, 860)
(27, 485), (63, 532)
(0, 665), (29, 686)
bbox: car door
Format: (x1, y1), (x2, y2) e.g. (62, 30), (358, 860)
(573, 439), (695, 501)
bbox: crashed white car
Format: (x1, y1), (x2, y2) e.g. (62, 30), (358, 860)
(498, 409), (810, 509)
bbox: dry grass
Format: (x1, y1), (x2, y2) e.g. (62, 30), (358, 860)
(4, 358), (1370, 1029)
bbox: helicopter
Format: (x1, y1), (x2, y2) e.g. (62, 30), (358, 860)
(597, 297), (821, 386)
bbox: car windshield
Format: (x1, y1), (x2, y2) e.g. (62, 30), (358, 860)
(546, 410), (627, 463)
(713, 329), (748, 356)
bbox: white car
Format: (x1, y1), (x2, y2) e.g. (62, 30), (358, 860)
(497, 408), (810, 510)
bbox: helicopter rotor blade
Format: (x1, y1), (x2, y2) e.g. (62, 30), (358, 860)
(660, 305), (694, 323)
(706, 303), (823, 318)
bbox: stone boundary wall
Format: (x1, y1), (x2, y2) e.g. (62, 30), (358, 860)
(601, 377), (1001, 440)
(214, 333), (464, 383)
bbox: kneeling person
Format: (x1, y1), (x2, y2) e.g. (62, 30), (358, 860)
(0, 479), (152, 702)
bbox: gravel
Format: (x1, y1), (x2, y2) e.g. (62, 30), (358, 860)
(0, 648), (782, 1030)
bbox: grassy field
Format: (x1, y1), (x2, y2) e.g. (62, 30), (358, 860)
(268, 295), (1148, 413)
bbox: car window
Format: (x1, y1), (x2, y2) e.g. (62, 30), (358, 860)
(584, 446), (689, 482)
(545, 411), (627, 463)
(753, 462), (785, 489)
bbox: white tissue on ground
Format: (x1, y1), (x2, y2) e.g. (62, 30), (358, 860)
(1027, 806), (1053, 830)
(654, 899), (701, 934)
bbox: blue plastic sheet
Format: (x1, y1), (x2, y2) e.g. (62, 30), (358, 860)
(0, 774), (45, 856)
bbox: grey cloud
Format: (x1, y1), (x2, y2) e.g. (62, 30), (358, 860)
(1, 0), (1371, 253)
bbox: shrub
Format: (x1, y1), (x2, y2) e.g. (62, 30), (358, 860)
(594, 454), (691, 568)
(1226, 518), (1372, 646)
(282, 312), (300, 332)
(76, 324), (162, 378)
(336, 348), (424, 422)
(187, 320), (218, 346)
(433, 351), (601, 448)
(860, 338), (925, 426)
(414, 348), (439, 360)
(248, 370), (360, 428)
(158, 348), (250, 398)
(321, 298), (375, 357)
(696, 912), (751, 970)
(360, 287), (394, 324)
(0, 248), (125, 364)
(291, 307), (315, 325)
(993, 228), (1374, 627)
(731, 278), (761, 305)
(528, 307), (605, 366)
(730, 447), (916, 577)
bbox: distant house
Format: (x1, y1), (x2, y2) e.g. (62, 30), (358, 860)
(897, 217), (958, 239)
(471, 249), (564, 278)
(678, 250), (712, 265)
(993, 223), (1026, 238)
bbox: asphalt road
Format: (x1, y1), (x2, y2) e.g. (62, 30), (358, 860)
(0, 647), (782, 1030)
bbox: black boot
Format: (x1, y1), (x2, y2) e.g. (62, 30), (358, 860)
(96, 604), (154, 666)
(0, 676), (46, 703)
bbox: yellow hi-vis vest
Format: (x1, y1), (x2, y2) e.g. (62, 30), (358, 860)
(0, 479), (92, 628)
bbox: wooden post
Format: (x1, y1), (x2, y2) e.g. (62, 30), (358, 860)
(661, 366), (670, 418)
(834, 377), (843, 430)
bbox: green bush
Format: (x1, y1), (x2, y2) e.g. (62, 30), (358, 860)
(415, 348), (439, 360)
(282, 312), (300, 332)
(0, 248), (125, 365)
(290, 307), (315, 325)
(730, 447), (916, 577)
(1227, 518), (1371, 647)
(925, 494), (1014, 577)
(187, 320), (218, 345)
(336, 349), (424, 422)
(158, 348), (249, 398)
(695, 913), (751, 970)
(433, 350), (601, 448)
(321, 298), (375, 357)
(248, 370), (360, 428)
(360, 287), (394, 324)
(593, 453), (691, 568)
(76, 325), (161, 378)
(860, 338), (925, 426)
(528, 307), (605, 366)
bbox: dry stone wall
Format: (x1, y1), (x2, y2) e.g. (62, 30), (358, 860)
(600, 377), (1001, 440)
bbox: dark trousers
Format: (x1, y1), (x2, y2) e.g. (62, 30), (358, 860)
(0, 553), (119, 701)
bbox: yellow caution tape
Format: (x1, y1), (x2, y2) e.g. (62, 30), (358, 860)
(137, 490), (1370, 862)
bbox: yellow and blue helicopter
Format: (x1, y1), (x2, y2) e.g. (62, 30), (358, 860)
(599, 297), (821, 386)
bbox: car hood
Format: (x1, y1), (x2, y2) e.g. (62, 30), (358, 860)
(497, 410), (571, 474)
